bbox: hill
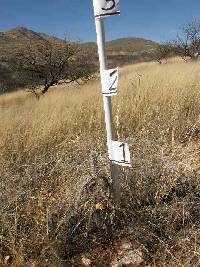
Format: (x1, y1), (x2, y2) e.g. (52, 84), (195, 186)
(83, 37), (157, 55)
(84, 37), (158, 66)
(107, 37), (157, 53)
(0, 27), (62, 55)
(0, 27), (158, 65)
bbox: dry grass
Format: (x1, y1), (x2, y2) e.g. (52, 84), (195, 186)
(0, 59), (199, 266)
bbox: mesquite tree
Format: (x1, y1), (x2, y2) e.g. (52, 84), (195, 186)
(10, 40), (94, 96)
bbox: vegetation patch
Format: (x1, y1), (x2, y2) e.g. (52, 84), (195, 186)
(0, 60), (199, 266)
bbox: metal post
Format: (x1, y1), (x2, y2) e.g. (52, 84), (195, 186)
(95, 17), (121, 204)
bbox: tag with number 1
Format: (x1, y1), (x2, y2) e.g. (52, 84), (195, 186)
(109, 140), (131, 167)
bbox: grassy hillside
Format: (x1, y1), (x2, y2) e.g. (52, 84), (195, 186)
(0, 59), (199, 266)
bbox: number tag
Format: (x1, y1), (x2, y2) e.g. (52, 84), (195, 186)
(101, 68), (119, 96)
(93, 0), (120, 18)
(109, 141), (131, 167)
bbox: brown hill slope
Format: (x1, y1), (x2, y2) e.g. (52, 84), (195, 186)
(107, 37), (157, 54)
(0, 27), (158, 65)
(83, 37), (158, 66)
(0, 27), (61, 55)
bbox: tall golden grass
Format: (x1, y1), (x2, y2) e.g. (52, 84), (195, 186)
(0, 59), (199, 266)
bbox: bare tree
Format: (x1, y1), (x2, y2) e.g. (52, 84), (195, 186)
(10, 39), (95, 96)
(153, 43), (173, 64)
(174, 20), (200, 60)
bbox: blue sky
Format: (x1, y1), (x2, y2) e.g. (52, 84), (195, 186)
(0, 0), (200, 42)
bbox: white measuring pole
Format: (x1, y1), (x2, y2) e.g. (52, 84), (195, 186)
(95, 17), (121, 204)
(95, 18), (113, 150)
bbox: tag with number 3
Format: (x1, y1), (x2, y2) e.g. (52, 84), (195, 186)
(93, 0), (120, 18)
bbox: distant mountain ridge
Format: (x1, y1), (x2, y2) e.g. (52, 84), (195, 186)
(5, 27), (46, 41)
(83, 37), (157, 54)
(83, 36), (158, 66)
(0, 27), (61, 50)
(0, 27), (158, 66)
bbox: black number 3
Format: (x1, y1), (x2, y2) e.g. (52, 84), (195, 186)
(102, 0), (115, 11)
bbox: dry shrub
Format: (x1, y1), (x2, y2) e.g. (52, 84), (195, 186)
(0, 60), (199, 266)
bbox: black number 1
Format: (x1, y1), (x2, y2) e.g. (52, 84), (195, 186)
(102, 0), (115, 11)
(119, 143), (126, 162)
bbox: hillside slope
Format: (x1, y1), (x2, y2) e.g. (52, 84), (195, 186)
(0, 27), (62, 55)
(84, 37), (158, 66)
(0, 27), (158, 65)
(0, 59), (199, 266)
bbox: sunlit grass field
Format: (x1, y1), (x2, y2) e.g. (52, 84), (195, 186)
(0, 59), (199, 266)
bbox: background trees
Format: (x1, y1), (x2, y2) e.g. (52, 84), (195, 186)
(153, 43), (174, 64)
(0, 65), (12, 93)
(153, 19), (200, 63)
(173, 20), (200, 61)
(0, 64), (22, 94)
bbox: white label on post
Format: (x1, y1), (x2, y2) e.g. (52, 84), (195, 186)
(101, 68), (119, 96)
(109, 141), (131, 167)
(93, 0), (120, 18)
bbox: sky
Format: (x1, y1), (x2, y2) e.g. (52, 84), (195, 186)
(0, 0), (200, 43)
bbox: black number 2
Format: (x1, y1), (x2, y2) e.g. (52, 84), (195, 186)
(102, 0), (115, 11)
(109, 70), (117, 91)
(119, 143), (126, 162)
